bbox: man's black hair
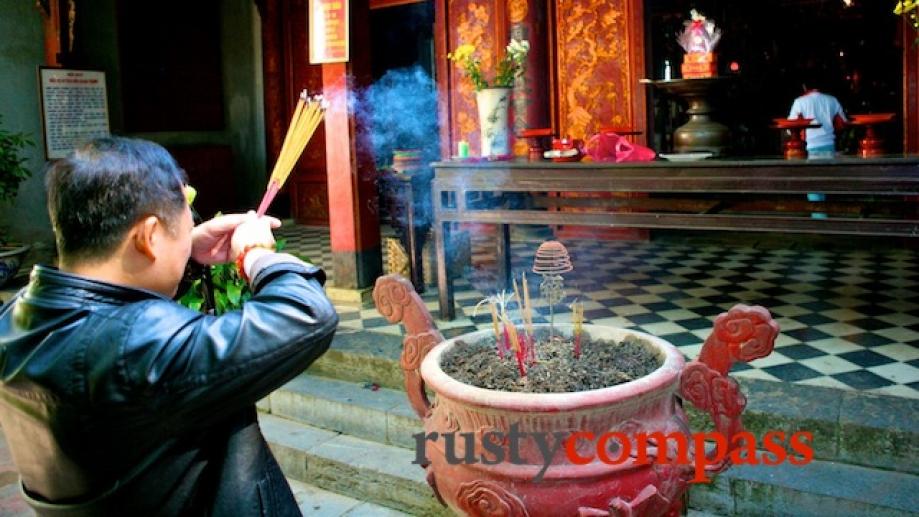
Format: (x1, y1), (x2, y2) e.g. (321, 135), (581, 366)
(46, 137), (188, 265)
(799, 66), (828, 92)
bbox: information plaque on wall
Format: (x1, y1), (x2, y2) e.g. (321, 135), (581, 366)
(309, 0), (349, 63)
(38, 68), (111, 159)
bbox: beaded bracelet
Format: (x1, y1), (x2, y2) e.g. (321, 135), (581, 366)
(235, 243), (276, 283)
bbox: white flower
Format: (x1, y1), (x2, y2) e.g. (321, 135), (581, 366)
(506, 39), (530, 59)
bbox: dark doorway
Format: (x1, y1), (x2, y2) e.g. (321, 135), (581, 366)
(647, 0), (904, 156)
(117, 0), (225, 133)
(366, 1), (439, 167)
(369, 1), (435, 81)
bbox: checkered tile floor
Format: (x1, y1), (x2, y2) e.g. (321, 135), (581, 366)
(277, 224), (919, 400)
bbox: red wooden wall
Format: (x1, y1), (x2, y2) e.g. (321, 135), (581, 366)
(904, 20), (919, 154)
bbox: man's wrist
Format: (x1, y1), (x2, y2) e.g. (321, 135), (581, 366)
(243, 248), (274, 279)
(235, 244), (275, 282)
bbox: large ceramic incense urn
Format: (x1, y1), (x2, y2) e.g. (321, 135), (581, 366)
(373, 275), (778, 517)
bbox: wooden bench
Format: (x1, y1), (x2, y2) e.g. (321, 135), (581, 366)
(431, 156), (919, 319)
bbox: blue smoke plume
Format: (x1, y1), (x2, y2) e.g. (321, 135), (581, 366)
(354, 66), (440, 166)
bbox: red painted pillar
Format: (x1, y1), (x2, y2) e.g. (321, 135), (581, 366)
(323, 0), (381, 289)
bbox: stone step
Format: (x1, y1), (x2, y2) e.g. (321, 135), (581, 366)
(265, 373), (421, 449)
(691, 456), (919, 517)
(289, 479), (411, 516)
(260, 411), (919, 517)
(309, 330), (919, 475)
(259, 413), (450, 516)
(308, 328), (406, 391)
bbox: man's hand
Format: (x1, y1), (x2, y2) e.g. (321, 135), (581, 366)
(192, 212), (281, 265)
(230, 212), (278, 262)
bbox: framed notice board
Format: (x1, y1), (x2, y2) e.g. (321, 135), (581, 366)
(38, 67), (111, 159)
(309, 0), (350, 63)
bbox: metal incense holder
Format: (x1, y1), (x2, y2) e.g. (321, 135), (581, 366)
(532, 241), (573, 339)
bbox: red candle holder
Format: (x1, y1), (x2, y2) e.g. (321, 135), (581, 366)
(548, 136), (585, 162)
(772, 118), (820, 160)
(848, 113), (896, 158)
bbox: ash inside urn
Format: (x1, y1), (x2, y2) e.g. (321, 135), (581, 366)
(440, 329), (663, 393)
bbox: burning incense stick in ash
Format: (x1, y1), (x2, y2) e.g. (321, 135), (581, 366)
(502, 316), (526, 377)
(513, 273), (536, 362)
(571, 301), (584, 359)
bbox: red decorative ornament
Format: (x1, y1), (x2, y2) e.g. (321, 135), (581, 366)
(456, 480), (529, 517)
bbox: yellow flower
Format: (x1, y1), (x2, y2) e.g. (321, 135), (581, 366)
(895, 0), (918, 15)
(449, 43), (476, 63)
(184, 185), (197, 205)
(447, 39), (527, 90)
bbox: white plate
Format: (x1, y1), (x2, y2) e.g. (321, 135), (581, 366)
(659, 152), (714, 162)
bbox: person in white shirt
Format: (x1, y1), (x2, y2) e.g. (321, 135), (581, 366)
(788, 80), (847, 159)
(788, 77), (847, 218)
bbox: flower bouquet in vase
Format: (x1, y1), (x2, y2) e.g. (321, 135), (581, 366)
(449, 39), (529, 158)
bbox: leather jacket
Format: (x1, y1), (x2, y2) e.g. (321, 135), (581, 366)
(0, 258), (338, 516)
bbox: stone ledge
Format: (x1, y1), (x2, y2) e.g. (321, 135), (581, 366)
(718, 457), (919, 516)
(268, 374), (420, 449)
(325, 286), (374, 306)
(288, 479), (411, 516)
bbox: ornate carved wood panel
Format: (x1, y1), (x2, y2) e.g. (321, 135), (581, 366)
(553, 0), (646, 141)
(437, 0), (506, 157)
(551, 0), (648, 241)
(436, 0), (646, 157)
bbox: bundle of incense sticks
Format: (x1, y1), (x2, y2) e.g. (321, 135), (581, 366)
(513, 273), (536, 362)
(572, 302), (584, 359)
(256, 90), (328, 216)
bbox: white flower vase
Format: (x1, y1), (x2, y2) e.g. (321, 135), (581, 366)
(475, 87), (511, 157)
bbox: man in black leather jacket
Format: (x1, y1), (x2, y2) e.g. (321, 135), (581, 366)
(0, 137), (338, 515)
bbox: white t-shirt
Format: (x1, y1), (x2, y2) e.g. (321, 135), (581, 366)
(788, 91), (846, 150)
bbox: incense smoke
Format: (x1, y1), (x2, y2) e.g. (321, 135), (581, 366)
(353, 66), (440, 167)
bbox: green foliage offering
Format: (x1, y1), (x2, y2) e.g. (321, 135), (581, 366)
(179, 238), (310, 315)
(0, 114), (34, 205)
(178, 260), (250, 315)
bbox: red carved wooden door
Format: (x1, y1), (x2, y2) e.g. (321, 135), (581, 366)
(261, 0), (330, 225)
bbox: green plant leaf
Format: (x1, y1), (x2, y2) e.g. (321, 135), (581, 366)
(0, 114), (35, 206)
(214, 290), (228, 314)
(178, 279), (205, 310)
(226, 282), (242, 305)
